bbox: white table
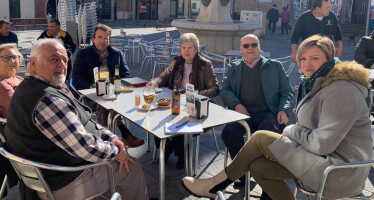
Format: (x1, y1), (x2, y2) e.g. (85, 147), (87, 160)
(79, 87), (250, 200)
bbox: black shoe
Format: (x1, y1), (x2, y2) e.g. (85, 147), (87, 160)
(176, 156), (185, 170)
(233, 179), (245, 187)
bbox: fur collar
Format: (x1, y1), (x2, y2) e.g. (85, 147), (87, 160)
(321, 61), (371, 89)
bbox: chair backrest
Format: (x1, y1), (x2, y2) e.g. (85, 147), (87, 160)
(0, 147), (115, 200)
(110, 38), (125, 52)
(154, 45), (172, 63)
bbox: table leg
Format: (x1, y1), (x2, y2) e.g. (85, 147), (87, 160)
(159, 138), (166, 200)
(188, 134), (193, 176)
(147, 132), (150, 152)
(238, 120), (251, 200)
(184, 134), (189, 176)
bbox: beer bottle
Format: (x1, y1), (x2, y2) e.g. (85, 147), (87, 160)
(172, 84), (180, 115)
(114, 66), (121, 94)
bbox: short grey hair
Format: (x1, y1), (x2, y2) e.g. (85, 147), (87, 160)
(0, 43), (22, 63)
(179, 33), (200, 51)
(30, 38), (64, 60)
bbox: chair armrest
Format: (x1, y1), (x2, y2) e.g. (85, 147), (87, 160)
(318, 160), (374, 199)
(0, 147), (115, 194)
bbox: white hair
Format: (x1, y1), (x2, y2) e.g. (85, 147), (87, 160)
(179, 33), (200, 51)
(30, 38), (64, 60)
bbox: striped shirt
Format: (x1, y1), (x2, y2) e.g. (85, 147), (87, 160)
(26, 73), (119, 162)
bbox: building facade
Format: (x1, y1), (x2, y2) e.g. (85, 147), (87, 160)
(0, 0), (371, 28)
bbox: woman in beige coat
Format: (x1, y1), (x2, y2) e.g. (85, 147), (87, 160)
(182, 35), (373, 199)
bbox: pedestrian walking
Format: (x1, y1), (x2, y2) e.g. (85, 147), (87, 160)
(280, 7), (290, 34)
(266, 4), (279, 34)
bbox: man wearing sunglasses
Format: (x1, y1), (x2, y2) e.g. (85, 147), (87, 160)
(291, 0), (342, 63)
(220, 34), (294, 199)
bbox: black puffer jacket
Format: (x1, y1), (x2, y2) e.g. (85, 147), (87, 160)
(355, 30), (374, 68)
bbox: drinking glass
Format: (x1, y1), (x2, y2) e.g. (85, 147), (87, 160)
(143, 86), (156, 117)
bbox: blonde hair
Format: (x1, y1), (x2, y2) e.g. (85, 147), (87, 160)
(0, 43), (23, 63)
(296, 35), (335, 66)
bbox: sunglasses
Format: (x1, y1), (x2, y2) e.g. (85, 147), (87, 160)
(241, 43), (259, 48)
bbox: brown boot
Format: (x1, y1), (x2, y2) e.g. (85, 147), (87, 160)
(121, 134), (145, 148)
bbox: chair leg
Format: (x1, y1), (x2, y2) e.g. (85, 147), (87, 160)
(138, 57), (147, 75)
(152, 142), (157, 163)
(212, 128), (219, 154)
(144, 58), (151, 73)
(0, 175), (7, 198)
(194, 135), (200, 176)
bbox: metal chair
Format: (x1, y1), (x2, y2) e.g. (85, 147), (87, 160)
(0, 118), (7, 199)
(110, 192), (122, 200)
(138, 41), (156, 75)
(152, 45), (172, 79)
(0, 147), (115, 200)
(200, 50), (228, 77)
(294, 160), (374, 200)
(215, 191), (226, 200)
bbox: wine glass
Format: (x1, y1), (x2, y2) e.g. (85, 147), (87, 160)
(143, 86), (156, 117)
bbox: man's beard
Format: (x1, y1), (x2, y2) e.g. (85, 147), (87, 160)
(51, 73), (66, 87)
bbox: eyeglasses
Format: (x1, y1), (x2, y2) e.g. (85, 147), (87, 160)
(241, 43), (259, 48)
(0, 55), (21, 62)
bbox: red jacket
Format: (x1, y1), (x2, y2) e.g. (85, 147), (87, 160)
(280, 10), (290, 23)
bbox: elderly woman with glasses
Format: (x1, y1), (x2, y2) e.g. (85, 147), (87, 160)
(0, 43), (23, 118)
(182, 35), (372, 200)
(147, 32), (220, 170)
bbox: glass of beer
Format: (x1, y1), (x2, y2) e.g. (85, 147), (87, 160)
(143, 86), (156, 117)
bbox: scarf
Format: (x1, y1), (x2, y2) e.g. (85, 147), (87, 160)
(298, 57), (340, 103)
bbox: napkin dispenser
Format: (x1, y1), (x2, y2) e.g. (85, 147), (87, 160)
(195, 94), (209, 119)
(96, 79), (107, 96)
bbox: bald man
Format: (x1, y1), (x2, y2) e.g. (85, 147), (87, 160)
(5, 39), (148, 199)
(220, 34), (294, 199)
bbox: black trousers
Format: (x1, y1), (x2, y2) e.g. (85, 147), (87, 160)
(281, 22), (289, 34)
(268, 21), (277, 33)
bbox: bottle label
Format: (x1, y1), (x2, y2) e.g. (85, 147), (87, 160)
(114, 80), (121, 92)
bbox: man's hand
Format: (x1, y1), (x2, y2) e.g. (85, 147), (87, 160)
(277, 111), (288, 125)
(335, 47), (342, 57)
(112, 138), (135, 174)
(234, 104), (249, 116)
(291, 44), (298, 63)
(291, 52), (297, 63)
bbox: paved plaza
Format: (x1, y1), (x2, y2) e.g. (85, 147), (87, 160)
(9, 22), (374, 200)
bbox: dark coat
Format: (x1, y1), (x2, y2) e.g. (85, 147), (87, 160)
(0, 32), (18, 45)
(266, 7), (279, 23)
(72, 45), (131, 90)
(354, 31), (374, 68)
(37, 29), (76, 53)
